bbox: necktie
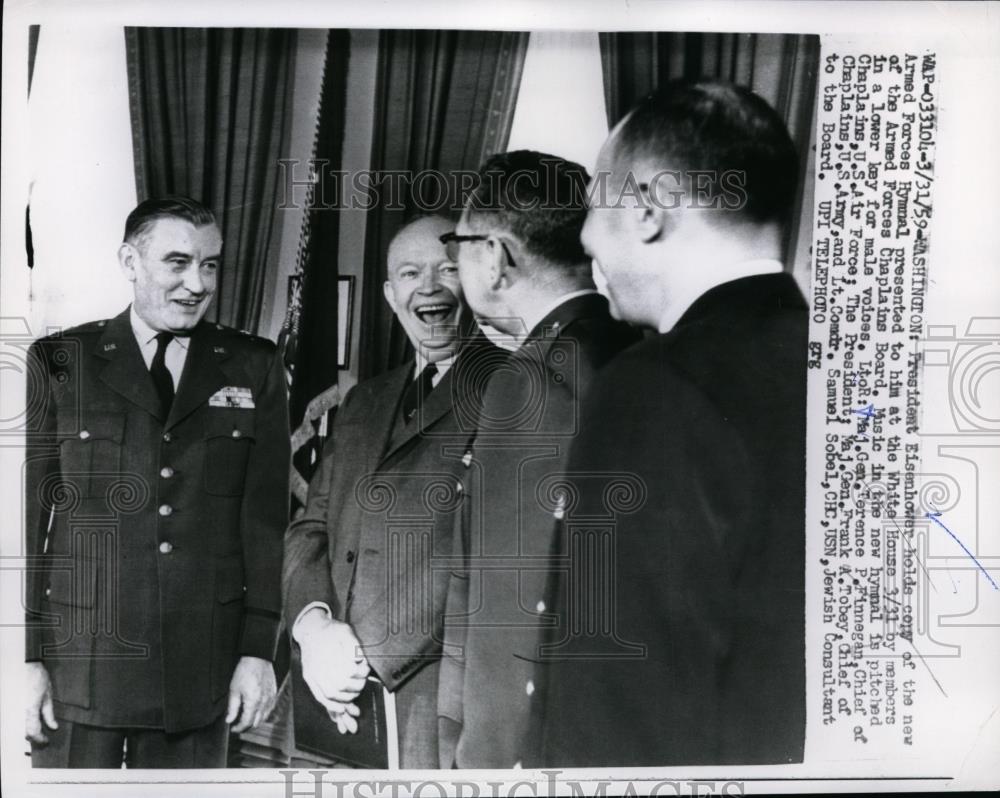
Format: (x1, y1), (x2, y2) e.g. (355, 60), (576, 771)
(150, 332), (175, 416)
(400, 363), (438, 423)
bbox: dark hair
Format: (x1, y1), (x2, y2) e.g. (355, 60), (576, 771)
(465, 150), (590, 269)
(123, 196), (217, 247)
(615, 80), (799, 224)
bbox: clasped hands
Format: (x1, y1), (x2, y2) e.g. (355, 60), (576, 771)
(295, 609), (371, 734)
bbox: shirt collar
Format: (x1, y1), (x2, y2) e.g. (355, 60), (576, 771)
(519, 288), (598, 345)
(414, 350), (456, 379)
(129, 305), (191, 350)
(658, 259), (783, 333)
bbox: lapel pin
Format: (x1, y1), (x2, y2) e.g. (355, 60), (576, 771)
(103, 343), (117, 351)
(213, 346), (227, 354)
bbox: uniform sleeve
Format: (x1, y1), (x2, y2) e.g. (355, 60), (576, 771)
(238, 344), (291, 661)
(24, 340), (60, 662)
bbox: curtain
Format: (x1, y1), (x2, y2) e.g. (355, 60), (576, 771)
(599, 32), (820, 265)
(358, 30), (528, 381)
(124, 27), (296, 333)
(600, 32), (818, 147)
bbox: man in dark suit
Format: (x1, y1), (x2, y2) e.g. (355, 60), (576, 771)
(531, 81), (808, 766)
(282, 215), (503, 768)
(24, 196), (289, 768)
(436, 151), (639, 768)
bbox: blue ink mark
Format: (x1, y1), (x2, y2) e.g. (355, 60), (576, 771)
(853, 403), (876, 419)
(926, 509), (999, 591)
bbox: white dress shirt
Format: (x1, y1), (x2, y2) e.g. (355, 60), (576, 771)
(413, 351), (455, 387)
(129, 305), (190, 389)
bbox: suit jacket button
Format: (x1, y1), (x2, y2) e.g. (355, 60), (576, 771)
(231, 429), (242, 439)
(79, 430), (90, 440)
(159, 541), (174, 554)
(45, 586), (52, 597)
(158, 504), (173, 517)
(346, 550), (355, 563)
(536, 600), (546, 613)
(525, 679), (535, 696)
(162, 432), (172, 443)
(456, 480), (463, 494)
(160, 466), (174, 479)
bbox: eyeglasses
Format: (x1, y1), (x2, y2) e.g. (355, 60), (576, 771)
(439, 232), (488, 263)
(439, 232), (515, 267)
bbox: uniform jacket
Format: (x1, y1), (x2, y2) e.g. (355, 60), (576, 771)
(24, 308), (289, 733)
(282, 332), (503, 769)
(437, 292), (640, 768)
(531, 273), (808, 767)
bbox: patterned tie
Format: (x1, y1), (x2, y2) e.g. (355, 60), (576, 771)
(150, 332), (175, 416)
(400, 362), (438, 423)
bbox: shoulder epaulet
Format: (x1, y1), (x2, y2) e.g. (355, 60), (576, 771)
(211, 322), (273, 347)
(44, 318), (110, 340)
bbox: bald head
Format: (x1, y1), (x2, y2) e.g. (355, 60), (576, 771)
(387, 215), (454, 264)
(610, 80), (799, 224)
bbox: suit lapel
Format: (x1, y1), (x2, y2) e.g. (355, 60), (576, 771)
(96, 310), (164, 420)
(165, 325), (231, 430)
(367, 365), (412, 470)
(381, 366), (455, 466)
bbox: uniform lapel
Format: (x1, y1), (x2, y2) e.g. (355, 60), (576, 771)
(96, 309), (164, 420)
(165, 324), (231, 430)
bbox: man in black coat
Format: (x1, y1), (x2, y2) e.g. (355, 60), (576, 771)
(531, 81), (808, 766)
(24, 197), (289, 767)
(436, 151), (639, 768)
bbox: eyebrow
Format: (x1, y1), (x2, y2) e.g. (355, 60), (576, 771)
(161, 250), (222, 261)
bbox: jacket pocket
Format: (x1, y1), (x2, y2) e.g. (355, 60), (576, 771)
(42, 555), (99, 690)
(44, 556), (99, 609)
(57, 413), (126, 498)
(203, 411), (256, 496)
(210, 555), (246, 699)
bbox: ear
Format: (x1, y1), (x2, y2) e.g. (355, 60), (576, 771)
(382, 280), (398, 313)
(633, 200), (673, 244)
(488, 236), (511, 290)
(118, 242), (138, 282)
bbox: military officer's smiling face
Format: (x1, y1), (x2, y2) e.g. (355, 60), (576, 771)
(119, 217), (222, 334)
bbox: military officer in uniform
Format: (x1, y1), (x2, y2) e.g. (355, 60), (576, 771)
(24, 196), (289, 768)
(436, 151), (639, 768)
